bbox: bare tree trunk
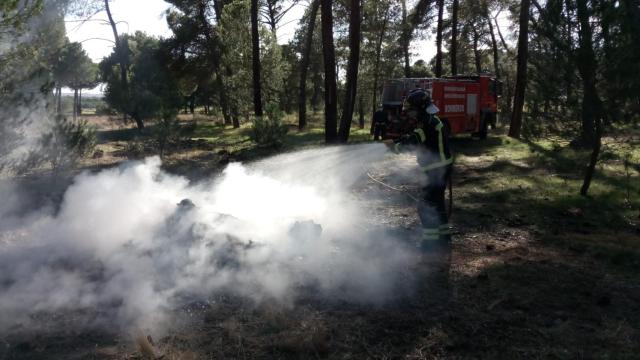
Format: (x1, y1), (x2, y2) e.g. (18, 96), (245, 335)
(401, 0), (411, 77)
(451, 0), (459, 75)
(208, 0), (232, 125)
(435, 0), (444, 77)
(473, 27), (481, 73)
(564, 0), (574, 112)
(484, 2), (500, 77)
(298, 0), (320, 130)
(575, 0), (604, 195)
(78, 88), (82, 115)
(251, 0), (263, 117)
(580, 115), (602, 195)
(56, 86), (62, 114)
(73, 88), (78, 121)
(105, 0), (142, 129)
(508, 0), (531, 139)
(321, 0), (338, 142)
(575, 0), (596, 145)
(216, 74), (232, 125)
(265, 0), (278, 36)
(399, 0), (433, 77)
(371, 12), (389, 113)
(358, 96), (365, 129)
(231, 106), (240, 128)
(312, 58), (322, 113)
(494, 14), (512, 55)
(338, 0), (361, 143)
(504, 71), (513, 117)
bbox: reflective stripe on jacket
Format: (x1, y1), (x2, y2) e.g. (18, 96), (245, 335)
(394, 113), (453, 171)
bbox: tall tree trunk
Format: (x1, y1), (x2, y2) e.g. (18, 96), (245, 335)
(73, 88), (78, 121)
(450, 0), (459, 75)
(56, 86), (61, 114)
(494, 15), (512, 55)
(338, 0), (361, 143)
(399, 0), (433, 77)
(508, 0), (531, 138)
(473, 27), (481, 73)
(575, 0), (596, 145)
(563, 0), (574, 113)
(575, 0), (603, 196)
(435, 0), (444, 77)
(371, 12), (389, 113)
(580, 112), (602, 195)
(231, 106), (240, 128)
(358, 96), (365, 129)
(78, 88), (82, 115)
(311, 58), (322, 113)
(401, 0), (411, 77)
(251, 0), (263, 117)
(265, 0), (278, 36)
(599, 0), (615, 124)
(221, 91), (232, 125)
(484, 2), (500, 77)
(105, 0), (142, 129)
(208, 0), (232, 125)
(321, 0), (338, 142)
(216, 73), (232, 125)
(298, 0), (320, 130)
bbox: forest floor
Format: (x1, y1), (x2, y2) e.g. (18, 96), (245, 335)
(2, 114), (639, 359)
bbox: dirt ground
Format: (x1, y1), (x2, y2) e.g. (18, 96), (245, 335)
(1, 133), (639, 359)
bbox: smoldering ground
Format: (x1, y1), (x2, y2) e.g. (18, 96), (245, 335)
(0, 144), (422, 336)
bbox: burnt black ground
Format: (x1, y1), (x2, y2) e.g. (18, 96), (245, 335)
(1, 139), (639, 359)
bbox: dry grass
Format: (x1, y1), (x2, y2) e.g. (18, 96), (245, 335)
(3, 122), (640, 359)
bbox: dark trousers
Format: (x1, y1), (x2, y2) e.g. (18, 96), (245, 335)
(418, 165), (453, 301)
(417, 165), (452, 251)
(373, 123), (386, 140)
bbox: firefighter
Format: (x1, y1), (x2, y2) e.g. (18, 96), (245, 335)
(371, 109), (388, 141)
(385, 88), (453, 258)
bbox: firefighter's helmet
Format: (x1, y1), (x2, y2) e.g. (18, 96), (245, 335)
(405, 88), (431, 109)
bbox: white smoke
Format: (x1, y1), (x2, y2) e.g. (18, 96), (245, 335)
(0, 0), (67, 172)
(0, 144), (418, 333)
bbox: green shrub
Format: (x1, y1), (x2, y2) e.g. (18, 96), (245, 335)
(152, 111), (181, 158)
(42, 115), (97, 171)
(124, 138), (146, 159)
(249, 104), (288, 148)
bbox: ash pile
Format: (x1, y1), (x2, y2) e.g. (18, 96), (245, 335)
(0, 146), (421, 338)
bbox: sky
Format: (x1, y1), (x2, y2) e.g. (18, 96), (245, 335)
(66, 1), (172, 63)
(64, 0), (511, 94)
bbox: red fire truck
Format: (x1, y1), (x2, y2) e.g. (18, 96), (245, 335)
(379, 75), (501, 139)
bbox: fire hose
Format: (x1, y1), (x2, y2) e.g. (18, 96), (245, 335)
(366, 172), (453, 218)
